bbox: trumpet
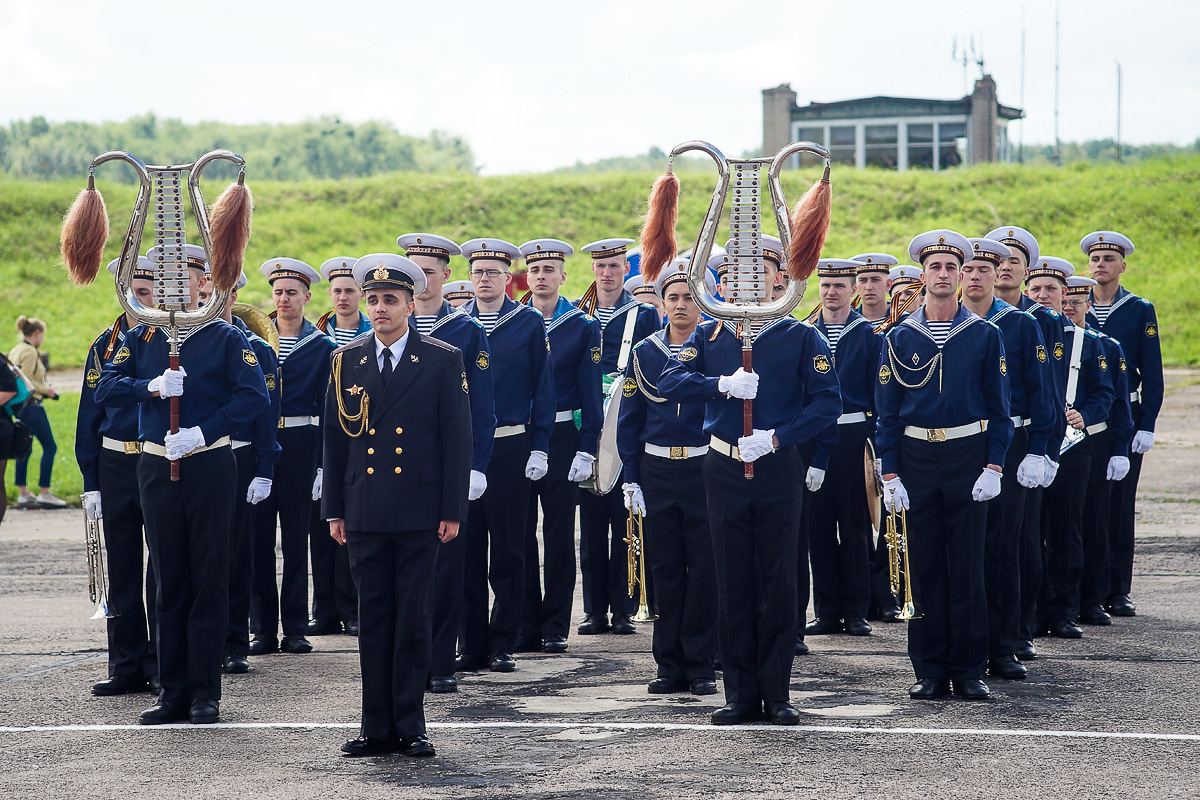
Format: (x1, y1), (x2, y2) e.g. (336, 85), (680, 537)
(884, 488), (919, 620)
(624, 495), (657, 623)
(82, 498), (114, 620)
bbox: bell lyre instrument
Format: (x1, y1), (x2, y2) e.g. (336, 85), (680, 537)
(82, 496), (114, 620)
(624, 490), (657, 623)
(884, 487), (920, 620)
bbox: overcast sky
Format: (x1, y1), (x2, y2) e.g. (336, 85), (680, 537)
(3, 0), (1197, 174)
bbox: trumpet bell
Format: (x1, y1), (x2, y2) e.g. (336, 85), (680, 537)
(91, 599), (114, 620)
(634, 604), (658, 623)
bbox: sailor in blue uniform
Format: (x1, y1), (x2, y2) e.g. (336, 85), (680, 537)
(575, 238), (661, 636)
(459, 237), (555, 673)
(850, 252), (898, 330)
(518, 238), (601, 655)
(397, 232), (496, 692)
(250, 258), (335, 656)
(95, 256), (269, 725)
(624, 272), (665, 321)
(1081, 230), (1163, 618)
(78, 256), (160, 698)
(658, 272), (841, 725)
(316, 256), (371, 346)
(960, 238), (1059, 681)
(987, 225), (1040, 313)
(443, 280), (475, 308)
(876, 230), (1012, 701)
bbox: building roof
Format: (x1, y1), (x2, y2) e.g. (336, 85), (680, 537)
(791, 94), (1023, 122)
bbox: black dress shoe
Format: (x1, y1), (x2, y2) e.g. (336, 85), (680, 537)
(711, 703), (764, 725)
(514, 634), (542, 653)
(691, 678), (718, 696)
(648, 677), (687, 694)
(398, 734), (436, 757)
(541, 636), (568, 653)
(1106, 595), (1136, 617)
(1080, 605), (1112, 626)
(306, 618), (341, 636)
(344, 620), (360, 636)
(908, 678), (951, 700)
(489, 653), (516, 673)
(805, 618), (844, 635)
(794, 637), (809, 656)
(766, 701), (800, 725)
(987, 655), (1028, 680)
(91, 675), (149, 696)
(427, 675), (458, 693)
(454, 654), (487, 672)
(248, 635), (278, 655)
(280, 635), (314, 653)
(341, 736), (397, 757)
(1015, 640), (1037, 660)
(1049, 619), (1083, 639)
(139, 700), (189, 725)
(610, 614), (635, 635)
(189, 699), (220, 724)
(953, 679), (990, 700)
(844, 618), (873, 636)
(577, 614), (610, 635)
(881, 605), (903, 623)
(222, 655), (250, 674)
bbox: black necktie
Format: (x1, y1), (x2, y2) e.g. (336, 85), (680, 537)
(381, 348), (393, 383)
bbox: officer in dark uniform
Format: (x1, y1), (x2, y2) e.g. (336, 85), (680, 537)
(323, 254), (471, 758)
(1082, 231), (1163, 617)
(398, 232), (495, 693)
(519, 238), (602, 654)
(78, 256), (159, 697)
(575, 238), (660, 635)
(459, 238), (556, 673)
(875, 230), (1012, 701)
(95, 257), (269, 725)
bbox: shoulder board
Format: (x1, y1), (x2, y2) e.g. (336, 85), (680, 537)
(1046, 309), (1061, 318)
(421, 335), (458, 353)
(1084, 329), (1100, 339)
(332, 337), (370, 356)
(1140, 297), (1154, 307)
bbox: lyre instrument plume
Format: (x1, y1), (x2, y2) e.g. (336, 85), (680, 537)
(884, 487), (920, 620)
(624, 491), (657, 623)
(82, 497), (114, 620)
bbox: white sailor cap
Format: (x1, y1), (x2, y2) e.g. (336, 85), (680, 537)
(623, 273), (659, 299)
(520, 238), (574, 264)
(397, 233), (462, 259)
(986, 225), (1039, 267)
(236, 271), (247, 290)
(1066, 275), (1098, 295)
(707, 252), (731, 278)
(460, 238), (520, 265)
(260, 257), (320, 286)
(849, 252), (898, 274)
(442, 279), (475, 301)
(655, 258), (717, 297)
(146, 243), (208, 270)
(1080, 231), (1134, 258)
(723, 234), (785, 267)
(966, 238), (1011, 266)
(581, 238), (635, 260)
(817, 258), (866, 278)
(320, 256), (359, 282)
(888, 265), (923, 285)
(908, 230), (971, 264)
(352, 253), (427, 295)
(109, 255), (156, 279)
(1026, 256), (1075, 284)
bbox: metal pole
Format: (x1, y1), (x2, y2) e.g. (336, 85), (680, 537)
(1054, 1), (1061, 166)
(1116, 61), (1123, 163)
(1019, 5), (1026, 164)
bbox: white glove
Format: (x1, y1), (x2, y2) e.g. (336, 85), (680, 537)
(883, 476), (909, 512)
(1107, 455), (1131, 481)
(83, 491), (102, 520)
(164, 425), (205, 460)
(468, 469), (487, 501)
(148, 366), (186, 398)
(805, 467), (826, 492)
(1131, 430), (1155, 454)
(525, 450), (549, 481)
(718, 368), (759, 400)
(737, 428), (776, 463)
(1041, 456), (1060, 488)
(312, 468), (323, 501)
(246, 477), (272, 504)
(1016, 454), (1045, 489)
(568, 451), (596, 483)
(622, 482), (647, 516)
(972, 468), (1003, 502)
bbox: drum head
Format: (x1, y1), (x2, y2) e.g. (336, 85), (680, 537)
(590, 378), (625, 496)
(864, 438), (882, 532)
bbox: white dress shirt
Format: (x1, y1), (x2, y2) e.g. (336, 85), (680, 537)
(374, 330), (410, 373)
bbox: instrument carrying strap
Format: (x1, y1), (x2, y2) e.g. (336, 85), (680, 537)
(616, 306), (638, 373)
(1064, 325), (1086, 407)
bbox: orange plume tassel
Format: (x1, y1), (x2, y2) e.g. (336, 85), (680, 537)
(785, 168), (832, 282)
(638, 164), (679, 283)
(207, 179), (254, 292)
(60, 180), (110, 286)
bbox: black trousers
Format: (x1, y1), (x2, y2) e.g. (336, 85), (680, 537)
(347, 528), (438, 741)
(985, 427), (1028, 658)
(704, 445), (801, 706)
(521, 420), (580, 642)
(250, 425), (317, 639)
(225, 445), (257, 658)
(642, 452), (716, 682)
(138, 447), (236, 705)
(796, 442), (812, 629)
(1081, 429), (1116, 611)
(1108, 402), (1144, 600)
(310, 500), (357, 627)
(900, 434), (989, 682)
(462, 433), (530, 659)
(1040, 438), (1092, 623)
(808, 422), (873, 623)
(1018, 485), (1045, 643)
(579, 486), (636, 619)
(429, 519), (466, 676)
(98, 449), (157, 681)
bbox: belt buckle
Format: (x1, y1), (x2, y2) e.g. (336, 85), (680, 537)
(926, 428), (947, 443)
(278, 418), (285, 429)
(669, 446), (685, 460)
(124, 441), (141, 455)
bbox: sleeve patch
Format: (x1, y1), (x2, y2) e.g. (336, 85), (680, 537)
(243, 349), (258, 367)
(999, 356), (1007, 376)
(878, 364), (892, 385)
(1098, 354), (1108, 371)
(85, 368), (100, 388)
(678, 346), (697, 361)
(813, 354), (831, 374)
(1145, 322), (1157, 338)
(462, 373), (469, 394)
(112, 346), (131, 364)
(1036, 344), (1047, 363)
(265, 374), (276, 391)
(476, 352), (490, 370)
(590, 347), (601, 363)
(621, 377), (638, 398)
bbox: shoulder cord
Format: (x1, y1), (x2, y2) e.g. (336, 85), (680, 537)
(885, 336), (943, 392)
(331, 351), (370, 437)
(631, 350), (669, 404)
